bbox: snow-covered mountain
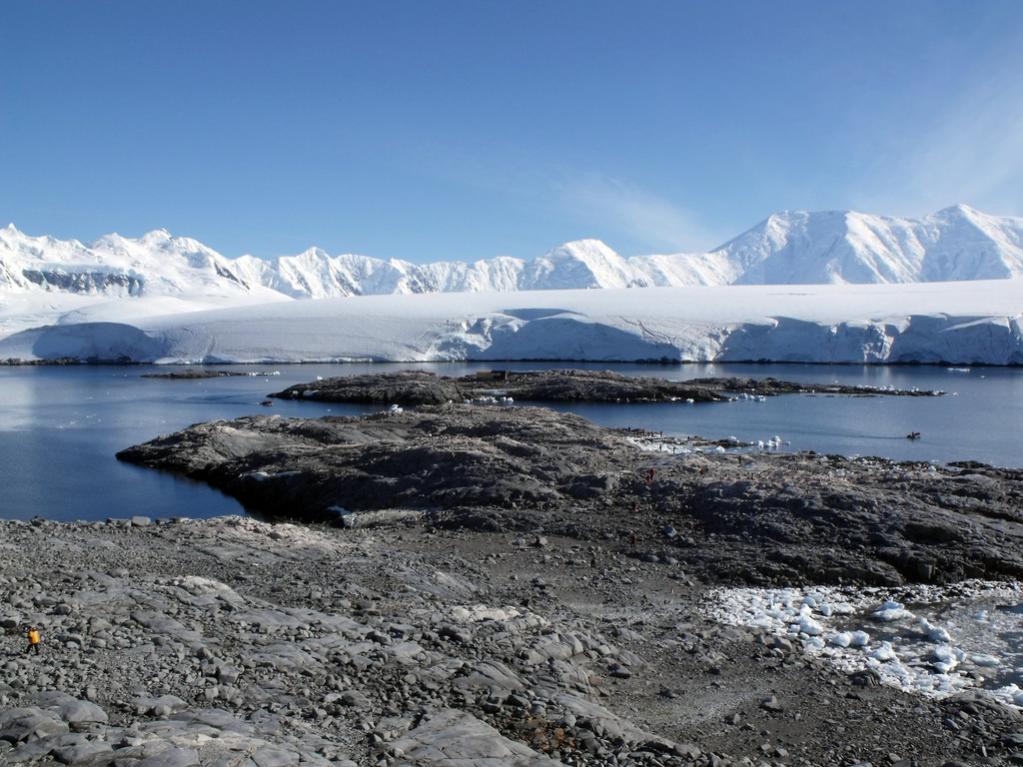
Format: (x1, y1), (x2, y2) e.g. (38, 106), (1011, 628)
(719, 205), (1023, 285)
(2, 206), (1022, 309)
(231, 248), (525, 298)
(0, 224), (290, 301)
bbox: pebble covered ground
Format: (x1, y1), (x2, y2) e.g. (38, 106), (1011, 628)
(3, 516), (1023, 766)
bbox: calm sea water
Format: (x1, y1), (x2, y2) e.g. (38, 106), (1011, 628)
(0, 362), (1020, 521)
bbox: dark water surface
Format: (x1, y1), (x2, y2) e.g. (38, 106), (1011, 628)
(1, 362), (1020, 521)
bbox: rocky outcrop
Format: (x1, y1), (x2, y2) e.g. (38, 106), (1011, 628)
(118, 405), (1023, 587)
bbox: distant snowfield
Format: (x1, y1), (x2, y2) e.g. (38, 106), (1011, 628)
(2, 279), (1021, 365)
(0, 291), (290, 340)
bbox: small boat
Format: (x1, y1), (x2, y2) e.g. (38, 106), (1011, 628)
(906, 431), (921, 440)
(260, 399), (273, 407)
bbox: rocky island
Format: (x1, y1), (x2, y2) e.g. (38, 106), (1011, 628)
(268, 369), (943, 406)
(141, 369), (277, 380)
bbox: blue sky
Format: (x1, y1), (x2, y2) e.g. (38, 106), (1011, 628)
(2, 1), (1022, 261)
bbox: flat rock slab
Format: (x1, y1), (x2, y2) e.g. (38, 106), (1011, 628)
(389, 709), (563, 766)
(138, 747), (201, 767)
(0, 707), (69, 744)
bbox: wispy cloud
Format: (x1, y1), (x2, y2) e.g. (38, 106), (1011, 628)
(555, 173), (720, 252)
(411, 145), (726, 253)
(855, 45), (1023, 217)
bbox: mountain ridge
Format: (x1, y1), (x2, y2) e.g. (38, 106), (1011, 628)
(2, 205), (1022, 304)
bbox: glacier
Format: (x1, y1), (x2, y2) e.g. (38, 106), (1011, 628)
(2, 279), (1020, 366)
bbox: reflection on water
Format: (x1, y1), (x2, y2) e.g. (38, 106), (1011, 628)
(0, 361), (1021, 521)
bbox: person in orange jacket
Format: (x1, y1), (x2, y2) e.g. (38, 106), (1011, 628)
(25, 625), (41, 655)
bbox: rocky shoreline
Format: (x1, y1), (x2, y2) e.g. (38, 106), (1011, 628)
(4, 515), (1023, 767)
(268, 370), (943, 406)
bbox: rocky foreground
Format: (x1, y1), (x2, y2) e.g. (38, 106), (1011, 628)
(268, 370), (941, 407)
(3, 516), (1023, 767)
(7, 405), (1023, 766)
(117, 406), (1023, 587)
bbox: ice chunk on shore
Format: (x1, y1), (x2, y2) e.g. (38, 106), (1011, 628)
(970, 653), (1001, 667)
(849, 630), (870, 647)
(829, 629), (871, 648)
(917, 617), (952, 643)
(794, 611), (824, 637)
(873, 600), (913, 622)
(869, 642), (898, 662)
(930, 645), (962, 674)
(829, 631), (853, 648)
